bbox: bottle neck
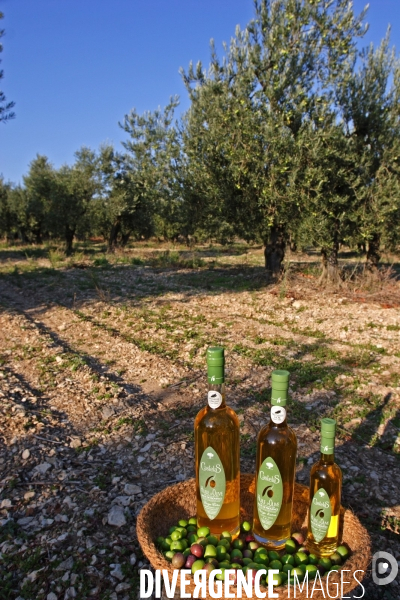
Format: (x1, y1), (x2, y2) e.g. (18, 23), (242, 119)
(320, 452), (335, 464)
(207, 383), (226, 409)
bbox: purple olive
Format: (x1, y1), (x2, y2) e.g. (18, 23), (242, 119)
(248, 541), (260, 551)
(204, 563), (215, 575)
(191, 543), (204, 558)
(245, 534), (255, 543)
(243, 549), (253, 559)
(292, 532), (304, 546)
(171, 552), (185, 569)
(185, 554), (196, 569)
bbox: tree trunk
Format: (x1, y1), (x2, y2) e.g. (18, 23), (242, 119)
(365, 234), (381, 275)
(108, 217), (121, 252)
(65, 227), (75, 256)
(264, 225), (286, 281)
(120, 231), (131, 247)
(319, 245), (340, 284)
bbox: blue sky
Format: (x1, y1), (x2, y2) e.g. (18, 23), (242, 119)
(0, 0), (399, 184)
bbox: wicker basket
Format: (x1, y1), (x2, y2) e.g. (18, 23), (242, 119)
(137, 474), (371, 599)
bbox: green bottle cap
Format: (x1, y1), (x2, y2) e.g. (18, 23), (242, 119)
(321, 418), (336, 437)
(271, 369), (290, 406)
(271, 370), (290, 383)
(207, 347), (225, 384)
(321, 418), (336, 454)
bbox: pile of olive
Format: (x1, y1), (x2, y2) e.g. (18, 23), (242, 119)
(156, 520), (351, 587)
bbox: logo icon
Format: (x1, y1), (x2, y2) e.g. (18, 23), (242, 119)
(318, 491), (325, 497)
(372, 551), (398, 586)
(207, 452), (214, 459)
(265, 462), (274, 470)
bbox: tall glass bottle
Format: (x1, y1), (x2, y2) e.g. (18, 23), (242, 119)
(307, 418), (342, 556)
(253, 370), (297, 549)
(194, 347), (240, 538)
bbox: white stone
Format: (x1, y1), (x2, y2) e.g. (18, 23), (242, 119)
(69, 437), (82, 449)
(22, 449), (30, 460)
(124, 483), (141, 496)
(47, 593), (58, 600)
(115, 582), (131, 592)
(112, 495), (131, 507)
(137, 456), (145, 464)
(140, 442), (152, 453)
(64, 587), (77, 599)
(129, 553), (137, 566)
(17, 516), (34, 527)
(56, 556), (74, 571)
(35, 462), (52, 475)
(0, 499), (11, 508)
(24, 491), (35, 501)
(110, 563), (124, 581)
(107, 505), (126, 527)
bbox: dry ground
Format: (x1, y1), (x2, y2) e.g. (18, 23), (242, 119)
(0, 241), (399, 600)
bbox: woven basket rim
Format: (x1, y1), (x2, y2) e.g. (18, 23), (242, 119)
(137, 474), (372, 600)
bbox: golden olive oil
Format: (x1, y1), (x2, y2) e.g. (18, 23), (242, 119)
(253, 370), (297, 549)
(307, 418), (342, 556)
(195, 347), (240, 537)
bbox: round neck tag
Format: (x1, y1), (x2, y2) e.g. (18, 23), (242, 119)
(208, 391), (222, 409)
(271, 405), (286, 424)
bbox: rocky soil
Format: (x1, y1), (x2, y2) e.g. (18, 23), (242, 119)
(0, 245), (399, 599)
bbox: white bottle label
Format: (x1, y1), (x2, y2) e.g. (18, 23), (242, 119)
(271, 406), (286, 424)
(208, 391), (222, 409)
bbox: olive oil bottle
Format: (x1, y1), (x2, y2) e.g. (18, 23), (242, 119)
(307, 418), (342, 556)
(253, 370), (297, 549)
(194, 347), (240, 538)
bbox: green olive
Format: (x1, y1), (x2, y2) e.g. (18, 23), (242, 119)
(191, 559), (205, 574)
(168, 526), (177, 535)
(336, 546), (350, 561)
(266, 572), (282, 587)
(165, 550), (175, 562)
(268, 551), (280, 562)
(207, 535), (219, 546)
(178, 519), (188, 527)
(170, 530), (182, 541)
(305, 564), (318, 579)
(308, 553), (318, 565)
(197, 526), (210, 538)
(188, 517), (197, 525)
(330, 552), (342, 565)
(204, 545), (217, 559)
(281, 554), (295, 565)
(269, 560), (283, 571)
(220, 531), (232, 542)
(318, 557), (332, 570)
(294, 552), (309, 566)
(241, 521), (252, 532)
(285, 539), (297, 554)
(170, 540), (185, 551)
(188, 533), (198, 545)
(232, 539), (245, 551)
(231, 549), (243, 560)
